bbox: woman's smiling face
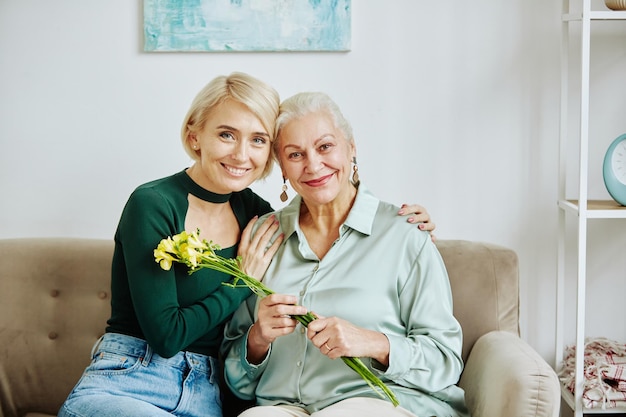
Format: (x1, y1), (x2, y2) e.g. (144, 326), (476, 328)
(190, 99), (272, 194)
(277, 110), (355, 206)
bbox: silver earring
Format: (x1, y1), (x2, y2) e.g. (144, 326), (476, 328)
(351, 157), (360, 186)
(280, 177), (289, 202)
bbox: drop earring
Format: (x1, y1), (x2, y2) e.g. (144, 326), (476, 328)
(280, 177), (289, 202)
(351, 157), (360, 186)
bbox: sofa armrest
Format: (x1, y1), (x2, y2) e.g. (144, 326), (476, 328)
(458, 330), (560, 417)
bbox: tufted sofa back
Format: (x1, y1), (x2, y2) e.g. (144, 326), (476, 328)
(0, 238), (113, 417)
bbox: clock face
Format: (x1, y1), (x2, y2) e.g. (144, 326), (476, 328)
(610, 139), (626, 185)
(604, 133), (626, 206)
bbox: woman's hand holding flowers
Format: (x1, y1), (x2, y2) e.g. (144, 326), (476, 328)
(247, 294), (308, 364)
(307, 315), (390, 367)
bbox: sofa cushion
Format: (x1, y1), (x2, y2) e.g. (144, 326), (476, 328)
(436, 240), (520, 361)
(0, 238), (113, 417)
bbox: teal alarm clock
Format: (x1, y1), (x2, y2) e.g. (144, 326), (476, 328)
(603, 133), (626, 206)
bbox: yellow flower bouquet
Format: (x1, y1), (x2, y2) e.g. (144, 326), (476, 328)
(154, 229), (399, 407)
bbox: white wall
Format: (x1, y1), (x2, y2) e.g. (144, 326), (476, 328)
(1, 0), (625, 366)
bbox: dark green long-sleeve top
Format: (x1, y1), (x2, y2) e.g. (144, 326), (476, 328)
(106, 170), (272, 358)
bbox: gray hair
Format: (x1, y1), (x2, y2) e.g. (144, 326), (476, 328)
(274, 92), (354, 162)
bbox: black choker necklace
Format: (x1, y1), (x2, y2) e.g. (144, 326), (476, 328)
(197, 188), (232, 203)
(181, 170), (232, 203)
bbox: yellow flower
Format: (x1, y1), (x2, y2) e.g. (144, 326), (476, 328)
(153, 236), (180, 270)
(186, 232), (205, 249)
(153, 249), (175, 271)
(172, 231), (187, 243)
(159, 236), (176, 252)
(183, 245), (201, 267)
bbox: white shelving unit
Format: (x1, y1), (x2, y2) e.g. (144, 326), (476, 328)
(556, 0), (626, 416)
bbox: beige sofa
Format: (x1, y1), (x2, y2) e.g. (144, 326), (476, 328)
(0, 238), (560, 417)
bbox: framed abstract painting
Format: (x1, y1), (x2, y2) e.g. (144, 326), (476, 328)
(144, 0), (351, 52)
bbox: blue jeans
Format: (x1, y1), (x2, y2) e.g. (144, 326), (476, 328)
(58, 333), (222, 417)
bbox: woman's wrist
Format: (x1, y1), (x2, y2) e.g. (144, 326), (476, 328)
(246, 322), (271, 364)
(370, 331), (391, 367)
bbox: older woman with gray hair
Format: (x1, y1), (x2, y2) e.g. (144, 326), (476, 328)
(222, 92), (469, 417)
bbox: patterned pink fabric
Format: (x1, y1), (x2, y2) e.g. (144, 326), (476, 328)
(559, 338), (626, 409)
(602, 356), (626, 392)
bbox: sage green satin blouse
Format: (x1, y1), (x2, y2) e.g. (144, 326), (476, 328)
(222, 185), (469, 417)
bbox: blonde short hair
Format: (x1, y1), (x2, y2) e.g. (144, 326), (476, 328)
(181, 72), (280, 179)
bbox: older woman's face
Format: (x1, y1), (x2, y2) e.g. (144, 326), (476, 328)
(278, 110), (355, 206)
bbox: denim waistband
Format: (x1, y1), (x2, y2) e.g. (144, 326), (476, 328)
(94, 333), (217, 374)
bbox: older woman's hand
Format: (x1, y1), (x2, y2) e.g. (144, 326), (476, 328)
(398, 203), (436, 241)
(246, 294), (308, 364)
(306, 315), (390, 367)
(237, 215), (283, 281)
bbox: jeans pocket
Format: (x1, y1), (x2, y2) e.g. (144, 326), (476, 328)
(87, 350), (142, 375)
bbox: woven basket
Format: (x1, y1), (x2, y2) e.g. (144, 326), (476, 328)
(605, 0), (626, 10)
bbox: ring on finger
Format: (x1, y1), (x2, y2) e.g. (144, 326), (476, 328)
(324, 343), (332, 352)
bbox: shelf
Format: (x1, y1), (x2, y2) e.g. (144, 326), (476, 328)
(563, 11), (626, 21)
(557, 1), (626, 416)
(561, 385), (626, 414)
(559, 199), (626, 218)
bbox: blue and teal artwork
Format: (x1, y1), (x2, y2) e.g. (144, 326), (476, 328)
(144, 0), (351, 52)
